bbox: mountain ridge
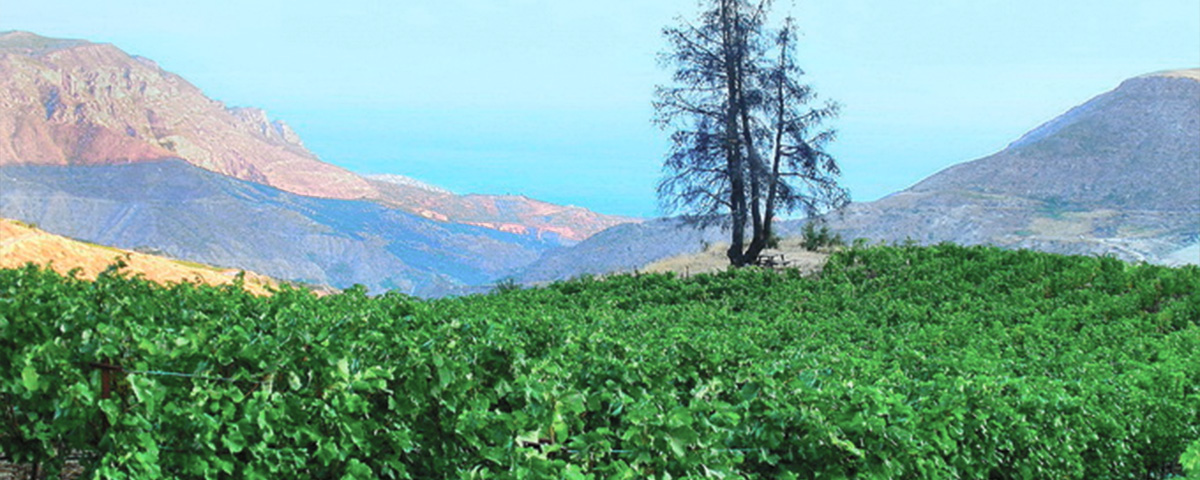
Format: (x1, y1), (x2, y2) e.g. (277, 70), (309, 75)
(909, 70), (1199, 212)
(0, 31), (377, 199)
(0, 160), (556, 295)
(0, 31), (636, 243)
(367, 177), (639, 243)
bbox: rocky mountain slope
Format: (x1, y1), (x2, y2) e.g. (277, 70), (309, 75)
(0, 31), (375, 199)
(0, 160), (552, 295)
(368, 175), (639, 243)
(0, 31), (641, 294)
(0, 31), (634, 244)
(908, 70), (1199, 212)
(0, 217), (278, 295)
(518, 69), (1199, 282)
(831, 69), (1199, 263)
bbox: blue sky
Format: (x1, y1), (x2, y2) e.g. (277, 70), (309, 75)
(4, 0), (1198, 217)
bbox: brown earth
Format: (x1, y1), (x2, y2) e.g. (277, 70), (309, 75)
(643, 237), (830, 277)
(0, 217), (277, 294)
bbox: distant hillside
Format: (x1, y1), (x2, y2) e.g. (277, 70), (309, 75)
(911, 70), (1199, 211)
(0, 160), (554, 295)
(517, 219), (733, 283)
(0, 31), (639, 295)
(0, 31), (633, 245)
(831, 69), (1199, 263)
(518, 69), (1199, 282)
(367, 174), (453, 195)
(368, 176), (640, 244)
(0, 217), (278, 294)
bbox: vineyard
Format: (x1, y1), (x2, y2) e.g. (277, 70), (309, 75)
(2, 244), (1199, 479)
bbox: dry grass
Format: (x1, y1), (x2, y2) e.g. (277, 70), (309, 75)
(0, 218), (278, 295)
(643, 237), (831, 277)
(1028, 210), (1119, 238)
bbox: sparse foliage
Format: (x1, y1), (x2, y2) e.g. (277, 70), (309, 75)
(800, 220), (843, 251)
(655, 0), (849, 266)
(491, 277), (521, 294)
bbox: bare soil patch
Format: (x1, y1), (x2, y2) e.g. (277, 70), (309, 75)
(643, 237), (830, 277)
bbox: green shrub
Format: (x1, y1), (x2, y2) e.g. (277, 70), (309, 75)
(1183, 439), (1200, 478)
(800, 220), (843, 251)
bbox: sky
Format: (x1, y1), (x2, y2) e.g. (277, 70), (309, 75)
(3, 0), (1198, 217)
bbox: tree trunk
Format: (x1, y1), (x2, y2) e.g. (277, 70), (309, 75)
(721, 0), (749, 266)
(744, 30), (793, 266)
(740, 96), (768, 265)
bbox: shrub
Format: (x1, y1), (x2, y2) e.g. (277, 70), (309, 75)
(801, 221), (843, 251)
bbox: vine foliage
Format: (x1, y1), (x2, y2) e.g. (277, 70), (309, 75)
(2, 245), (1198, 478)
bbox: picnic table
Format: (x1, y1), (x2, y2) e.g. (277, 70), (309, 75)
(754, 253), (791, 268)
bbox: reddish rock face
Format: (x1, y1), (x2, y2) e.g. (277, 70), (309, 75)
(0, 31), (376, 200)
(0, 31), (640, 244)
(366, 176), (641, 243)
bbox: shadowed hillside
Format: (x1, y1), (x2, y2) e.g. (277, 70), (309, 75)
(0, 160), (553, 295)
(831, 69), (1199, 263)
(0, 31), (635, 248)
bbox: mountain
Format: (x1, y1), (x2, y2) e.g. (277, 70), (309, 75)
(518, 69), (1199, 282)
(0, 160), (551, 296)
(367, 174), (454, 195)
(0, 31), (634, 245)
(367, 175), (640, 243)
(830, 69), (1199, 263)
(515, 219), (811, 283)
(909, 69), (1199, 211)
(0, 31), (643, 294)
(0, 217), (279, 295)
(516, 219), (729, 283)
(0, 31), (375, 200)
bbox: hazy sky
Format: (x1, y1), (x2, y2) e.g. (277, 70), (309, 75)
(4, 0), (1198, 217)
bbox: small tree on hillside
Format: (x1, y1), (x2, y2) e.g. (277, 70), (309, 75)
(654, 0), (849, 266)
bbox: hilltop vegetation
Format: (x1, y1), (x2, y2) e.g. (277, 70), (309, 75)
(2, 245), (1198, 478)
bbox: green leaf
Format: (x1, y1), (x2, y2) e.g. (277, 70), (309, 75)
(342, 458), (371, 479)
(223, 425), (247, 454)
(21, 364), (40, 392)
(1182, 439), (1200, 476)
(563, 464), (588, 480)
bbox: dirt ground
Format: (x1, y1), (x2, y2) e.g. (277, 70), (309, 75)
(0, 460), (85, 480)
(643, 237), (831, 277)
